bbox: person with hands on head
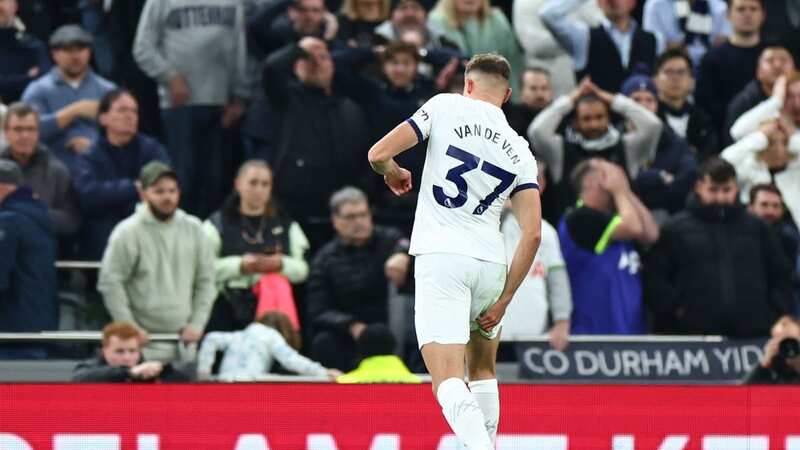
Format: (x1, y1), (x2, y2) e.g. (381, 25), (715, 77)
(72, 321), (192, 382)
(559, 158), (658, 334)
(262, 36), (371, 252)
(369, 54), (541, 450)
(721, 117), (800, 222)
(528, 75), (663, 217)
(724, 45), (796, 145)
(731, 72), (800, 142)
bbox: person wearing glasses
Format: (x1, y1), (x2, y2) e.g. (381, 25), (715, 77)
(306, 186), (411, 371)
(203, 160), (311, 332)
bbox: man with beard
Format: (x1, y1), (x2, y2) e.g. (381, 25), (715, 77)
(98, 161), (215, 363)
(21, 25), (116, 173)
(644, 157), (794, 337)
(528, 76), (662, 217)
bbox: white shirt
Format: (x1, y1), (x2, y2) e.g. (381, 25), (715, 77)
(501, 217), (565, 338)
(407, 94), (539, 265)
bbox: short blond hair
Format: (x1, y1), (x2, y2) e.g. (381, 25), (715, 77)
(465, 53), (511, 82)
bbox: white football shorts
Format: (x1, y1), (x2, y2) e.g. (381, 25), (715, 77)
(414, 253), (507, 348)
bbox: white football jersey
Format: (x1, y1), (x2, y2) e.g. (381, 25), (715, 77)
(406, 93), (539, 265)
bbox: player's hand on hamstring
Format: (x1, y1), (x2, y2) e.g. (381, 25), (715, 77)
(477, 301), (508, 332)
(548, 320), (570, 351)
(130, 361), (164, 380)
(384, 166), (413, 196)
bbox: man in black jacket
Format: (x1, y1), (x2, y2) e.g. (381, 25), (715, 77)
(263, 37), (371, 251)
(306, 187), (410, 371)
(72, 321), (192, 382)
(645, 158), (794, 337)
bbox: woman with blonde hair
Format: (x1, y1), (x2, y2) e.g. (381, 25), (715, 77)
(197, 311), (341, 380)
(337, 0), (392, 47)
(427, 0), (524, 96)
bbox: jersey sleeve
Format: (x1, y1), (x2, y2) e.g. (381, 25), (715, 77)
(510, 151), (539, 197)
(407, 94), (446, 143)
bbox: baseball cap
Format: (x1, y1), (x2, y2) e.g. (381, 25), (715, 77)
(139, 161), (178, 189)
(0, 160), (23, 186)
(621, 64), (657, 98)
(49, 25), (94, 49)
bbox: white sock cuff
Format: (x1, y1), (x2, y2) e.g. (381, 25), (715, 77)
(468, 378), (498, 393)
(437, 377), (467, 400)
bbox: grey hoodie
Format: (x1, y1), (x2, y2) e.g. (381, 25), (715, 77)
(133, 0), (250, 108)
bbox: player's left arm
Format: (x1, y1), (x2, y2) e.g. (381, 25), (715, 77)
(477, 188), (542, 331)
(367, 121), (419, 195)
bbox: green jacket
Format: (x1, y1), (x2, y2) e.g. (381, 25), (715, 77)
(337, 355), (422, 384)
(427, 7), (524, 99)
(98, 204), (216, 332)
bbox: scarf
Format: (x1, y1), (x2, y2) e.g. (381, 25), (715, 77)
(565, 126), (622, 152)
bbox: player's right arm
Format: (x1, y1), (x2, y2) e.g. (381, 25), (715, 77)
(368, 94), (443, 195)
(367, 121), (417, 195)
(477, 188), (542, 331)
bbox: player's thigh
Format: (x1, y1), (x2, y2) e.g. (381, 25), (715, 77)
(466, 329), (501, 381)
(421, 342), (467, 393)
(414, 254), (474, 348)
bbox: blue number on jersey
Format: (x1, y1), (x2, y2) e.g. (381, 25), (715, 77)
(433, 145), (516, 215)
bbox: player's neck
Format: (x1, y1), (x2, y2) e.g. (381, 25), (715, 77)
(466, 92), (503, 109)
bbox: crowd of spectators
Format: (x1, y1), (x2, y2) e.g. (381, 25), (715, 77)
(0, 0), (799, 380)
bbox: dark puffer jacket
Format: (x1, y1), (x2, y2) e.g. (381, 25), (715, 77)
(306, 226), (408, 335)
(0, 187), (57, 332)
(644, 195), (794, 337)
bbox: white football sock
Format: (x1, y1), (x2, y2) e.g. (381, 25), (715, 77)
(469, 379), (499, 447)
(437, 377), (494, 450)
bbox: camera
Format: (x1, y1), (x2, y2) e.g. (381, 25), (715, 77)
(771, 338), (800, 380)
(778, 337), (800, 360)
